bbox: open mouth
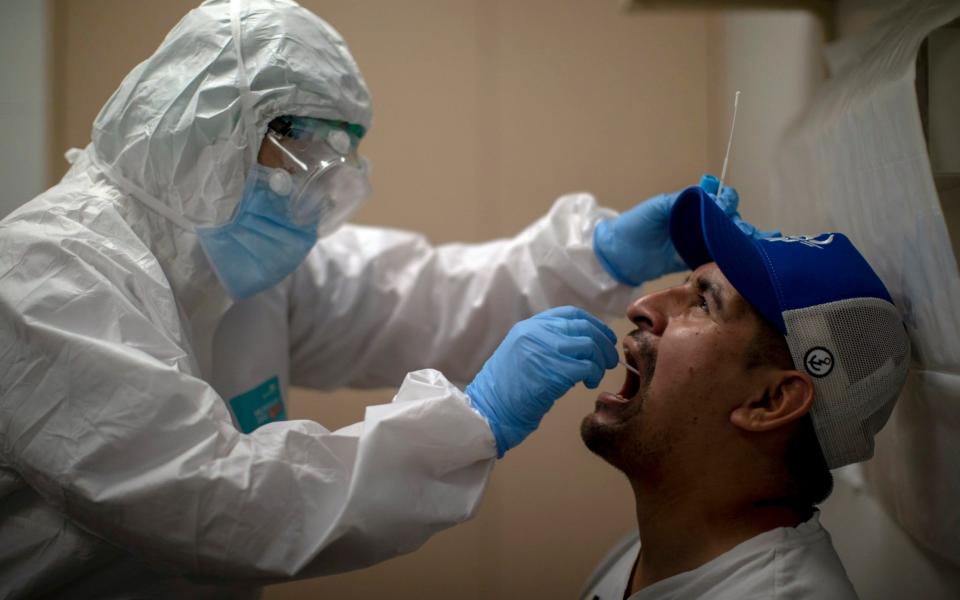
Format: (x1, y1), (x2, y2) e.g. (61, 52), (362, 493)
(615, 347), (642, 402)
(594, 338), (647, 412)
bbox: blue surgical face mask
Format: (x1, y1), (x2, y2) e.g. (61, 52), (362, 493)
(197, 164), (320, 300)
(198, 118), (370, 301)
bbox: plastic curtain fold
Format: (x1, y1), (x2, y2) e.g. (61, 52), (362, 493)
(772, 0), (960, 566)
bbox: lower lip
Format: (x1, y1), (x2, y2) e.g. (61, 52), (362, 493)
(595, 391), (631, 410)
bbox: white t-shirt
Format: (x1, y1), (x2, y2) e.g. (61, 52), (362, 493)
(580, 512), (858, 600)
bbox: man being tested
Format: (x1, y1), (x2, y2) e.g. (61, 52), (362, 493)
(580, 186), (910, 599)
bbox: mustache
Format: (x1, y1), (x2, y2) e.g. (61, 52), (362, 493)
(626, 329), (657, 384)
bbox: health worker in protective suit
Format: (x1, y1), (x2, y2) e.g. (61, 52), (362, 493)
(0, 0), (766, 597)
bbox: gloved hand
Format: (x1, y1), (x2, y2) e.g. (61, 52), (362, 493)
(466, 306), (618, 458)
(593, 174), (779, 286)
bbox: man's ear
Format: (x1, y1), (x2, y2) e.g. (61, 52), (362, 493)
(730, 370), (814, 432)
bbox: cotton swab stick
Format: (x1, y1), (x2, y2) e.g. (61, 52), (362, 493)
(620, 359), (641, 376)
(716, 90), (741, 200)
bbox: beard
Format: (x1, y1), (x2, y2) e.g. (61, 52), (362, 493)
(580, 330), (658, 473)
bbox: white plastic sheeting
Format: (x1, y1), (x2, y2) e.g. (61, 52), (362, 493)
(773, 0), (960, 566)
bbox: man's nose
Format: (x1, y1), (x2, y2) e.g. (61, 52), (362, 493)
(626, 290), (671, 336)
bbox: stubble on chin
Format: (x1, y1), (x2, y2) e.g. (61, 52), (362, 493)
(580, 333), (657, 470)
(579, 396), (643, 471)
(580, 405), (680, 486)
(580, 413), (623, 467)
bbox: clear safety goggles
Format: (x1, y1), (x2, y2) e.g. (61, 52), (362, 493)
(262, 116), (371, 233)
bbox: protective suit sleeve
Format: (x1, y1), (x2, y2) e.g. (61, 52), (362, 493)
(288, 193), (638, 389)
(6, 344), (494, 578)
(0, 232), (495, 579)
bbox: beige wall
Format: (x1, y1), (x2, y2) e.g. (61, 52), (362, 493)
(49, 1), (706, 597)
(704, 10), (826, 233)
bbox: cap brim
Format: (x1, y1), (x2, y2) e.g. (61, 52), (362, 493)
(669, 187), (786, 333)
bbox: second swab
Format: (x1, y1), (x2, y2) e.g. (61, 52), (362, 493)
(716, 90), (741, 200)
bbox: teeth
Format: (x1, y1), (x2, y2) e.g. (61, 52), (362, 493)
(615, 394), (626, 401)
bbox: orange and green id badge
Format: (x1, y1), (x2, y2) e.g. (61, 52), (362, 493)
(229, 376), (287, 433)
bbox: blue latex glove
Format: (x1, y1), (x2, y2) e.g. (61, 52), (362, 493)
(593, 174), (780, 286)
(466, 306), (618, 458)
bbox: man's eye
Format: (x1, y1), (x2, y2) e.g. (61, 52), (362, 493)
(697, 295), (710, 313)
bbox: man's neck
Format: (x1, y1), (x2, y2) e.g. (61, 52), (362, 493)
(626, 479), (809, 597)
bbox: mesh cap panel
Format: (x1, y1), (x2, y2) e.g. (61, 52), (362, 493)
(783, 297), (910, 469)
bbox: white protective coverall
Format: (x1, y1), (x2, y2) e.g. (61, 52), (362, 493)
(0, 0), (636, 597)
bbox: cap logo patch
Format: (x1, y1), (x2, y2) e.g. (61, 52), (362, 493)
(804, 347), (835, 377)
(766, 234), (834, 249)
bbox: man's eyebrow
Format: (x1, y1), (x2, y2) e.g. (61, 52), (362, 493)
(695, 275), (725, 313)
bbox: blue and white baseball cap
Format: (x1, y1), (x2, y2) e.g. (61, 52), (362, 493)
(669, 186), (910, 469)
